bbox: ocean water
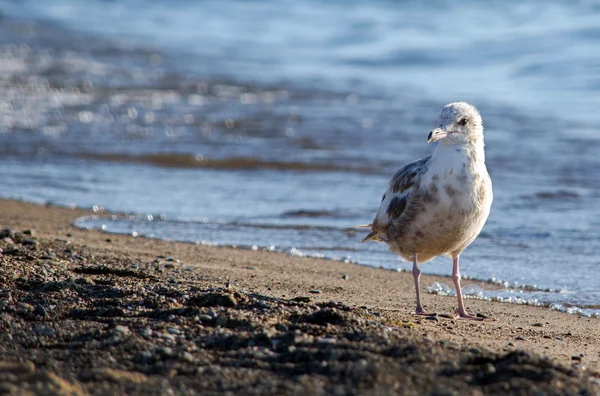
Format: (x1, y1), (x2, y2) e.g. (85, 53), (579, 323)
(0, 1), (599, 316)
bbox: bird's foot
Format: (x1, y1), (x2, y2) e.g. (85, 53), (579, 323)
(414, 307), (435, 316)
(455, 309), (483, 321)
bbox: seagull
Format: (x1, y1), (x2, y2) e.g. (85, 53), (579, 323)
(361, 102), (493, 320)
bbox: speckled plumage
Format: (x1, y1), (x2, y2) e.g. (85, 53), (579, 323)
(361, 102), (493, 319)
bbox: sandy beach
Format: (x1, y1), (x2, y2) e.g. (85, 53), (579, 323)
(0, 198), (598, 395)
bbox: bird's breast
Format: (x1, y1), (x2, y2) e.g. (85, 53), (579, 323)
(426, 167), (479, 211)
(411, 163), (491, 247)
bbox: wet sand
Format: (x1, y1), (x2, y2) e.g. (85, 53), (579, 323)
(0, 198), (598, 395)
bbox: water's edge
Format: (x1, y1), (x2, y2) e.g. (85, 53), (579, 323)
(72, 210), (599, 318)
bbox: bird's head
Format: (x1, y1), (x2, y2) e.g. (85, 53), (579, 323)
(427, 102), (483, 146)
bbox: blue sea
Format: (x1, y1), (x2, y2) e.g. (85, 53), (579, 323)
(0, 0), (599, 316)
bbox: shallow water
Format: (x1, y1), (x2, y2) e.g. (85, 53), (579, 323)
(0, 1), (599, 316)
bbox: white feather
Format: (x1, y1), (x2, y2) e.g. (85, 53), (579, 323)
(363, 102), (493, 263)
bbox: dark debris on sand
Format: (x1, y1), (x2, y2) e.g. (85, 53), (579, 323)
(0, 235), (598, 395)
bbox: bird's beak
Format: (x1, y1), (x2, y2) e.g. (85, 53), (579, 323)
(427, 128), (447, 143)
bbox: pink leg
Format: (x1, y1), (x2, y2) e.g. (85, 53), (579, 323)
(412, 254), (432, 315)
(452, 255), (482, 320)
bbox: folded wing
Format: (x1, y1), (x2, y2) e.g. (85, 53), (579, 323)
(361, 156), (431, 242)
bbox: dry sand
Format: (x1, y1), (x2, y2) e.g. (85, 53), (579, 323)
(0, 198), (598, 395)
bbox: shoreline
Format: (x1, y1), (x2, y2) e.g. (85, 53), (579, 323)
(75, 210), (596, 319)
(0, 198), (598, 394)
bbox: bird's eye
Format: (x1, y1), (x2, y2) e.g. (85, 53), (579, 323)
(458, 118), (468, 126)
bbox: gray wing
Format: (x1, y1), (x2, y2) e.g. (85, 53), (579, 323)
(362, 156), (431, 242)
(389, 155), (431, 195)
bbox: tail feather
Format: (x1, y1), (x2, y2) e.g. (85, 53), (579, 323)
(361, 230), (382, 243)
(353, 223), (383, 242)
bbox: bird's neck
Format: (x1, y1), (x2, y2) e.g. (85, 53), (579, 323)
(433, 138), (486, 165)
